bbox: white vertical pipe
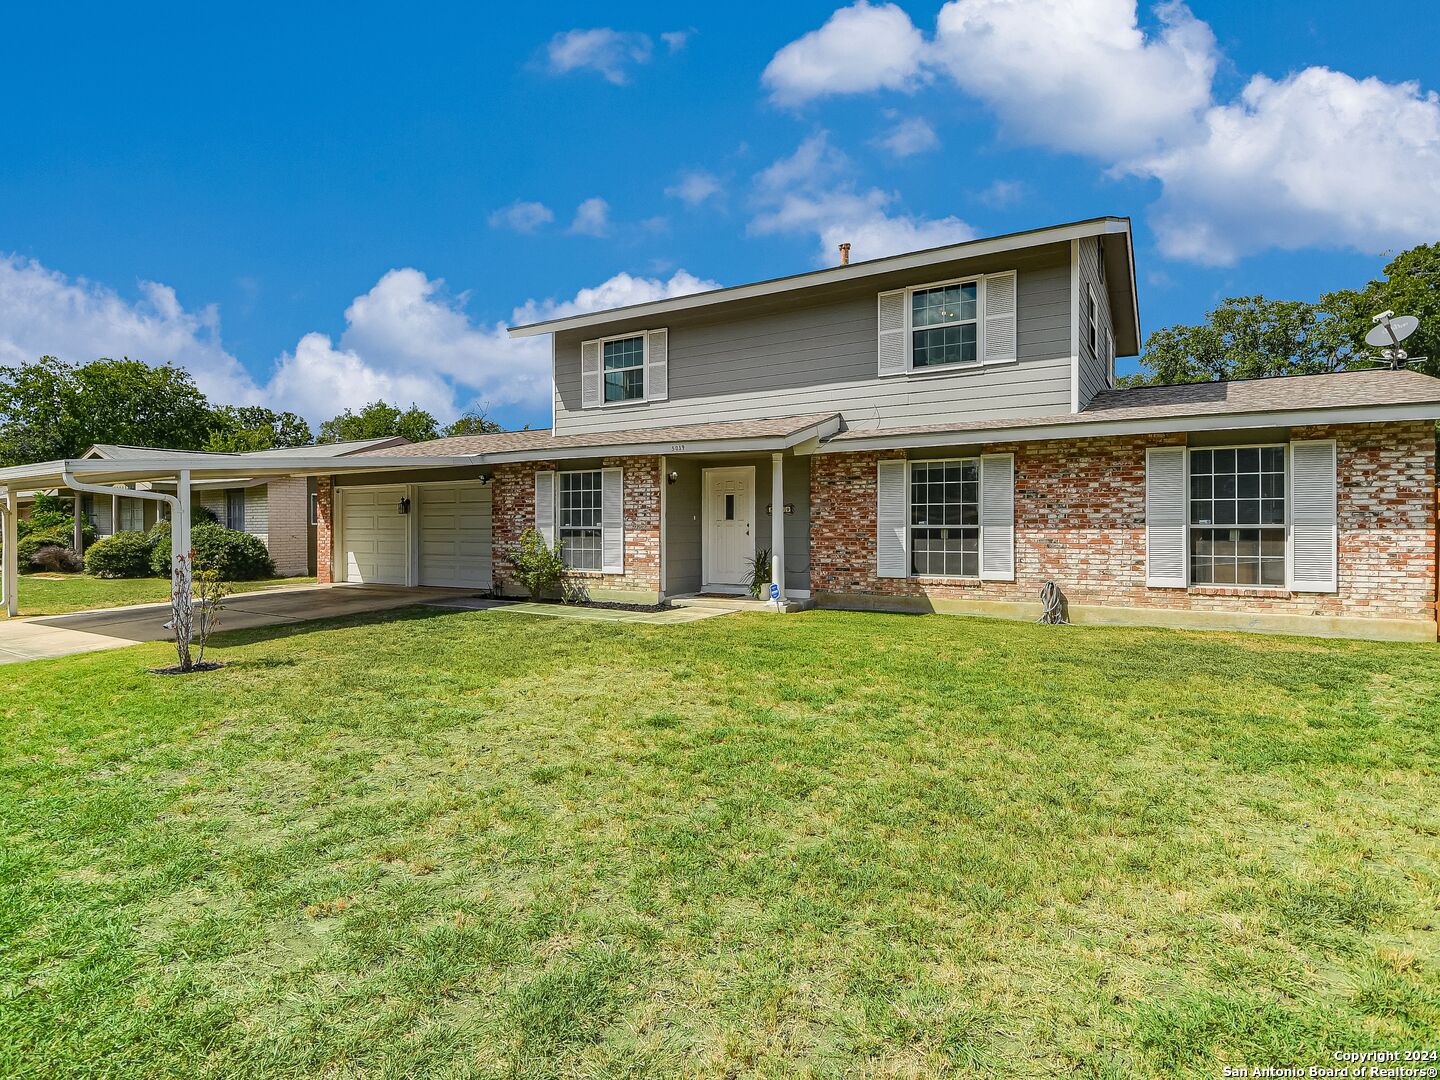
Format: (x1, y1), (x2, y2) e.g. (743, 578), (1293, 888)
(73, 494), (84, 553)
(111, 493), (119, 535)
(770, 452), (785, 606)
(174, 470), (193, 631)
(2, 489), (17, 617)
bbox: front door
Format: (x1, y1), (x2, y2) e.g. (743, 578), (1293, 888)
(704, 467), (754, 589)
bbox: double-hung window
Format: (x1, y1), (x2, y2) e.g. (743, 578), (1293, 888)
(225, 489), (246, 531)
(119, 498), (145, 533)
(602, 336), (645, 403)
(558, 470), (603, 570)
(909, 459), (980, 577)
(910, 281), (978, 368)
(1084, 284), (1098, 356)
(1189, 447), (1286, 587)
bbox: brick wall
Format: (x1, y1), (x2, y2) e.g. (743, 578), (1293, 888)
(811, 421), (1437, 625)
(264, 477), (311, 576)
(492, 456), (662, 598)
(315, 477), (334, 584)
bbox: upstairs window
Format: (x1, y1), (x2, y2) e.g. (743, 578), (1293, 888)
(910, 282), (978, 368)
(1189, 447), (1286, 587)
(1085, 284), (1098, 355)
(603, 336), (645, 403)
(558, 470), (603, 571)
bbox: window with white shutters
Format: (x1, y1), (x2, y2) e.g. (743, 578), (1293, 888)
(879, 272), (1018, 376)
(877, 454), (1015, 580)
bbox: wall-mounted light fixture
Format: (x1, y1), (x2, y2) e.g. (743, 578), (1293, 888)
(765, 503), (795, 515)
(667, 471), (679, 485)
(479, 474), (492, 486)
(398, 497), (412, 515)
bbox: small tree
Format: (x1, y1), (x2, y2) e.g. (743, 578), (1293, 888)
(507, 528), (566, 602)
(192, 567), (233, 667)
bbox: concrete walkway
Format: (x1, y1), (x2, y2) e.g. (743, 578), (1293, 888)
(0, 584), (480, 664)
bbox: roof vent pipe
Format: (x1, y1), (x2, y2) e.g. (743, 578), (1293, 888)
(838, 242), (851, 266)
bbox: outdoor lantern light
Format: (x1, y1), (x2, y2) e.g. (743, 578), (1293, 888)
(398, 497), (411, 515)
(667, 471), (679, 484)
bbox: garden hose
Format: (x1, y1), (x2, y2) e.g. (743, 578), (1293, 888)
(1038, 580), (1068, 625)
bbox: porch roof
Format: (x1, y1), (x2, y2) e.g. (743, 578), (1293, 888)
(817, 369), (1440, 452)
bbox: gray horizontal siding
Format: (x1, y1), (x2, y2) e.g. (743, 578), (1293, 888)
(1077, 236), (1114, 409)
(555, 246), (1074, 436)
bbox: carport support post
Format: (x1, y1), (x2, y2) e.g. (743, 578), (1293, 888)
(172, 470), (193, 660)
(73, 494), (85, 554)
(770, 452), (785, 607)
(2, 488), (17, 617)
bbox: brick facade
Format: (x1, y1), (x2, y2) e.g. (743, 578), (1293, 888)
(491, 456), (662, 599)
(315, 477), (334, 584)
(810, 421), (1437, 627)
(264, 477), (311, 577)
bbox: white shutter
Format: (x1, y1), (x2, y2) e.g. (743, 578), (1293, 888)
(601, 467), (624, 574)
(1145, 447), (1187, 588)
(878, 289), (907, 377)
(1290, 440), (1337, 592)
(876, 458), (909, 578)
(535, 470), (556, 547)
(580, 340), (602, 409)
(983, 271), (1017, 364)
(979, 453), (1015, 581)
(644, 328), (668, 401)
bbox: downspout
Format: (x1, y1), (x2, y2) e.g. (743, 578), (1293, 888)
(64, 471), (192, 633)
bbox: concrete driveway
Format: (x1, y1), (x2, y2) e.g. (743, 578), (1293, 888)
(0, 584), (479, 664)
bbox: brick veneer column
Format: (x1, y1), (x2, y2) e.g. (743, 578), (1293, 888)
(810, 421), (1437, 625)
(315, 476), (334, 584)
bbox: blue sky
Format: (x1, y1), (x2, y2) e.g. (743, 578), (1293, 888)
(1, 0), (1437, 432)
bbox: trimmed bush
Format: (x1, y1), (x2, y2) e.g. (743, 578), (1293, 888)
(193, 504), (220, 525)
(146, 520), (173, 576)
(190, 522), (275, 580)
(31, 545), (83, 573)
(84, 532), (154, 578)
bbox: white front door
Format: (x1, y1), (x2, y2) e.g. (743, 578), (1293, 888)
(703, 467), (755, 589)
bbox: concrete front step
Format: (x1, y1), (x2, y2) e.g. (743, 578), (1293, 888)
(667, 594), (814, 614)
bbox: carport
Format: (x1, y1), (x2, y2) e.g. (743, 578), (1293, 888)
(0, 450), (484, 622)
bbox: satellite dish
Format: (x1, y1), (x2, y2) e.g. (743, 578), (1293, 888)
(1365, 313), (1419, 349)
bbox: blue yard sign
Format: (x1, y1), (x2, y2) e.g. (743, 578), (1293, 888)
(769, 583), (780, 601)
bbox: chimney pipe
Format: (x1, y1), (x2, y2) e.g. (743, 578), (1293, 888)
(838, 242), (851, 266)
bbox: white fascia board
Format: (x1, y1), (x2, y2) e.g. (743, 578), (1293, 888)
(806, 402), (1440, 454)
(508, 218), (1131, 339)
(0, 455), (486, 489)
(479, 416), (843, 464)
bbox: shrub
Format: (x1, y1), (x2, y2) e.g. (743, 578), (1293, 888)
(749, 546), (773, 599)
(147, 520), (173, 576)
(85, 532), (154, 578)
(507, 527), (567, 602)
(30, 545), (83, 573)
(13, 526), (85, 574)
(193, 504), (220, 525)
(190, 522), (275, 580)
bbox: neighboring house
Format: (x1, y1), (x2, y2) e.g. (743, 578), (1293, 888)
(76, 439), (407, 575)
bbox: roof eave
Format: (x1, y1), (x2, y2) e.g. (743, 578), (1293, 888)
(807, 401), (1440, 454)
(508, 217), (1133, 339)
(475, 415), (844, 464)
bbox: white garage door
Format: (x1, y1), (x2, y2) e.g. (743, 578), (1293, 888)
(418, 483), (492, 589)
(340, 487), (408, 584)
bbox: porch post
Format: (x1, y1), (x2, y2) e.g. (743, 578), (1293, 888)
(770, 452), (785, 605)
(111, 493), (119, 535)
(73, 493), (85, 553)
(2, 488), (17, 617)
(173, 470), (193, 633)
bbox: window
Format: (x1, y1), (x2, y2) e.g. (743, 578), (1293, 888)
(911, 281), (978, 368)
(119, 498), (144, 533)
(558, 470), (603, 570)
(602, 335), (645, 403)
(310, 492), (320, 526)
(1189, 446), (1286, 587)
(226, 489), (246, 531)
(910, 459), (980, 577)
(81, 493), (96, 526)
(1085, 284), (1098, 355)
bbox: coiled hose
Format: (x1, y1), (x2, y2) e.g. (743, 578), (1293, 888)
(1038, 580), (1068, 625)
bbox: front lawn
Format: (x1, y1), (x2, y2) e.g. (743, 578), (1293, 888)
(8, 574), (315, 616)
(1, 610), (1436, 1078)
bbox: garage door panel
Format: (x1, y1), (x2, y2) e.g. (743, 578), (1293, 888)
(340, 486), (408, 584)
(418, 483), (492, 589)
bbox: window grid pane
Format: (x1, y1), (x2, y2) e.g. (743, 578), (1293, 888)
(909, 460), (980, 577)
(559, 470), (603, 570)
(1189, 445), (1286, 586)
(602, 336), (645, 402)
(910, 283), (978, 368)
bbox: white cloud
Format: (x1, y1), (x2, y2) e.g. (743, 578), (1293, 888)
(545, 28), (653, 84)
(1137, 68), (1440, 264)
(511, 269), (719, 326)
(267, 332), (461, 424)
(665, 169), (723, 207)
(661, 30), (690, 52)
(488, 200), (554, 233)
(976, 179), (1026, 208)
(749, 133), (973, 265)
(0, 255), (261, 405)
(931, 0), (1217, 158)
(762, 2), (927, 107)
(569, 197), (612, 237)
(875, 114), (938, 157)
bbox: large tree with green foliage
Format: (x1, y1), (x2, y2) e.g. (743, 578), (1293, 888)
(205, 406), (314, 453)
(317, 400), (439, 444)
(1122, 243), (1440, 387)
(0, 357), (220, 466)
(442, 410), (503, 437)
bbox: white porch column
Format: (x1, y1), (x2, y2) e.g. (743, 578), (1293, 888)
(111, 493), (119, 535)
(770, 452), (785, 605)
(73, 494), (85, 553)
(2, 488), (17, 617)
(173, 470), (193, 631)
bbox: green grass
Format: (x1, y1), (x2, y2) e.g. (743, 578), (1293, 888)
(9, 574), (316, 616)
(1, 609), (1437, 1078)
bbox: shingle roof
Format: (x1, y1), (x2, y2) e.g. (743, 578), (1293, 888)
(358, 412), (842, 458)
(829, 369), (1440, 442)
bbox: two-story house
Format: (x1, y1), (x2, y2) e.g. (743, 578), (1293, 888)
(314, 216), (1440, 641)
